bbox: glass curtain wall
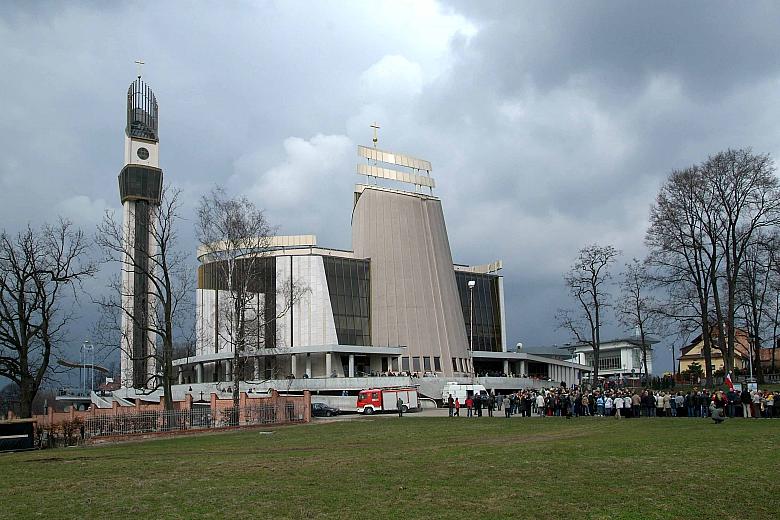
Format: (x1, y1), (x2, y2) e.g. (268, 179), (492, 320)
(455, 272), (503, 352)
(197, 256), (277, 349)
(323, 257), (371, 346)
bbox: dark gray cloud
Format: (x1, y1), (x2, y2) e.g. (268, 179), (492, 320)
(2, 1), (779, 373)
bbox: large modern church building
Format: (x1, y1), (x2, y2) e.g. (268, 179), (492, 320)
(115, 77), (590, 405)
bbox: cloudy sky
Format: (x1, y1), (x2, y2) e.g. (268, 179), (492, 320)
(3, 1), (780, 372)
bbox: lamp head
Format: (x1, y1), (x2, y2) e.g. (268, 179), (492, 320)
(468, 280), (476, 289)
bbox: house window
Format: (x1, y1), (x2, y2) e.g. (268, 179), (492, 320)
(434, 357), (441, 371)
(402, 357), (410, 372)
(585, 351), (622, 370)
(423, 357), (431, 371)
(413, 356), (421, 372)
(632, 349), (642, 368)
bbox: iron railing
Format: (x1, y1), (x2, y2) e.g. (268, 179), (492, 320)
(80, 401), (307, 438)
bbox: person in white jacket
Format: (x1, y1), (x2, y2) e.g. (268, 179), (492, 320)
(613, 396), (623, 419)
(536, 394), (545, 417)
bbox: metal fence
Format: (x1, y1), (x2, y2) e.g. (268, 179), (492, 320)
(81, 401), (308, 438)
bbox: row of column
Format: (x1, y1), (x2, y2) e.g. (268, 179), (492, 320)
(547, 364), (576, 385)
(178, 352), (405, 383)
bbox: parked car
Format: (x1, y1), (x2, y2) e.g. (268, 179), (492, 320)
(311, 403), (340, 417)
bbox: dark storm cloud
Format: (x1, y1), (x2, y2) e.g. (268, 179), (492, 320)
(2, 1), (779, 372)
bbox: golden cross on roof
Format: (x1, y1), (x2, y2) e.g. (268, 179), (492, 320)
(370, 122), (380, 148)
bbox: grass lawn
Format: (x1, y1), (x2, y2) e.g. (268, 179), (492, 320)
(1, 416), (778, 519)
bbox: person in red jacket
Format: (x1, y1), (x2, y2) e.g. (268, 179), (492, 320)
(466, 397), (474, 417)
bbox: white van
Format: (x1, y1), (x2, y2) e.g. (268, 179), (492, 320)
(441, 382), (488, 405)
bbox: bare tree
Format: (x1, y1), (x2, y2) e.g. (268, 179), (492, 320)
(557, 244), (620, 382)
(737, 232), (777, 383)
(95, 186), (194, 410)
(646, 165), (720, 387)
(196, 186), (306, 414)
(616, 258), (662, 381)
(0, 220), (96, 417)
(768, 272), (780, 376)
(704, 149), (780, 373)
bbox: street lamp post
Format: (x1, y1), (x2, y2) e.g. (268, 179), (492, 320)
(82, 340), (94, 394)
(468, 280), (476, 375)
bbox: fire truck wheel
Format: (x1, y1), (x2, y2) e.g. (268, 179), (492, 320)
(402, 405), (409, 413)
(363, 407), (374, 415)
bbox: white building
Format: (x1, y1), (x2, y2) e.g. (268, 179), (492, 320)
(565, 337), (657, 378)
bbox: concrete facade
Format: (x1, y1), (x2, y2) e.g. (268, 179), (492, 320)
(352, 184), (471, 377)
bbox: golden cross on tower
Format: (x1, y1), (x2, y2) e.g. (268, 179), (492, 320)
(134, 59), (145, 79)
(370, 122), (380, 148)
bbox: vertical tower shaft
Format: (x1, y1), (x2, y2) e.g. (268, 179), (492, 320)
(118, 78), (163, 388)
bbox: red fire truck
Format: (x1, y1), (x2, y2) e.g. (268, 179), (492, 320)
(356, 387), (419, 414)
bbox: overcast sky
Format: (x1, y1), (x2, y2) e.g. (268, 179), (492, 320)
(3, 1), (780, 374)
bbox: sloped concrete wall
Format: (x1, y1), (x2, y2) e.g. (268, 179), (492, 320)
(352, 187), (469, 377)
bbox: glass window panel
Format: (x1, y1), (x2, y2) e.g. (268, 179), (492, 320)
(412, 357), (421, 372)
(434, 357), (441, 371)
(402, 357), (410, 372)
(423, 357), (431, 371)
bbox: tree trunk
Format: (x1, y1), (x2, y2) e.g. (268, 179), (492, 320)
(726, 286), (736, 373)
(19, 380), (35, 419)
(754, 340), (764, 384)
(162, 337), (174, 411)
(701, 321), (713, 388)
(710, 267), (728, 373)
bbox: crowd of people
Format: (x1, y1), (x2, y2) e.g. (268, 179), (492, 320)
(446, 385), (780, 420)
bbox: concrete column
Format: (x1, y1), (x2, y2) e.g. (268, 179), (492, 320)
(503, 359), (509, 376)
(225, 360), (232, 382)
(349, 354), (355, 377)
(305, 354), (312, 378)
(253, 357), (260, 380)
(196, 362), (203, 384)
(291, 354), (297, 377)
(177, 368), (183, 385)
(396, 356), (402, 373)
(325, 352), (332, 377)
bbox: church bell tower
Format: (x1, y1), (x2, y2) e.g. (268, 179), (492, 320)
(118, 72), (163, 388)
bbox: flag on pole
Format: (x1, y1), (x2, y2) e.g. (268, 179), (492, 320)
(725, 372), (734, 391)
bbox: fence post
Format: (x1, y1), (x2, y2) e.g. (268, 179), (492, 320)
(240, 392), (248, 425)
(303, 391), (312, 422)
(271, 390), (285, 424)
(210, 392), (218, 426)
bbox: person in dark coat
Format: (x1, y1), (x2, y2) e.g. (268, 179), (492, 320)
(740, 388), (752, 418)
